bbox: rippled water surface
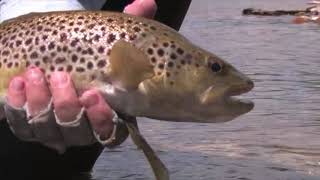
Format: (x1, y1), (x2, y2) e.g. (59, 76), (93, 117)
(92, 1), (320, 179)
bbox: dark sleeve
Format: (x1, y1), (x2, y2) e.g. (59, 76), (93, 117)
(0, 120), (103, 179)
(101, 0), (192, 31)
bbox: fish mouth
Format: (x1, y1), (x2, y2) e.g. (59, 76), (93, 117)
(200, 81), (254, 115)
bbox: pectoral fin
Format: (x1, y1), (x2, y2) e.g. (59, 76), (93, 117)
(108, 40), (154, 91)
(125, 119), (169, 180)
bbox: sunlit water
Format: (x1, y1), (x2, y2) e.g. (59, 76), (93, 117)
(90, 1), (320, 179)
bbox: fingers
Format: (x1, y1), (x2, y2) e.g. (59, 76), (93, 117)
(79, 89), (114, 140)
(7, 77), (26, 108)
(25, 68), (51, 117)
(124, 0), (157, 19)
(50, 72), (82, 122)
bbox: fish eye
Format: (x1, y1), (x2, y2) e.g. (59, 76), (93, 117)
(210, 62), (222, 73)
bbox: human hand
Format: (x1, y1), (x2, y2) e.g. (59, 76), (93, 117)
(5, 68), (115, 153)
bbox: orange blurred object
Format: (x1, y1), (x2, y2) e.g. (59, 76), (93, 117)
(292, 16), (309, 24)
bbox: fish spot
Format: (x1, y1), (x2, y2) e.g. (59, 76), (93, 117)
(97, 60), (106, 68)
(55, 57), (66, 64)
(133, 26), (141, 32)
(2, 50), (10, 56)
(66, 65), (73, 72)
(167, 61), (174, 68)
(40, 45), (46, 52)
(76, 67), (85, 72)
(151, 57), (157, 63)
(57, 46), (62, 52)
(93, 34), (101, 42)
(30, 52), (38, 59)
(42, 35), (48, 41)
(129, 34), (137, 41)
(80, 58), (85, 63)
(107, 34), (116, 44)
(74, 27), (80, 32)
(82, 50), (88, 55)
(13, 53), (19, 59)
(98, 46), (105, 54)
(166, 72), (171, 77)
(120, 32), (126, 39)
(50, 65), (55, 72)
(60, 33), (67, 42)
(35, 61), (40, 67)
(71, 54), (78, 62)
(147, 48), (154, 55)
(77, 47), (82, 52)
(51, 52), (57, 57)
(10, 35), (16, 40)
(163, 42), (169, 47)
(150, 26), (156, 31)
(25, 38), (33, 45)
(14, 62), (19, 67)
(62, 46), (68, 53)
(48, 42), (56, 50)
(44, 28), (52, 32)
(100, 26), (106, 31)
(57, 67), (64, 71)
(88, 24), (95, 29)
(157, 49), (164, 57)
(42, 56), (49, 63)
(107, 18), (114, 23)
(9, 42), (14, 49)
(87, 48), (94, 55)
(170, 53), (177, 60)
(69, 22), (74, 26)
(1, 37), (8, 45)
(52, 30), (58, 35)
(87, 62), (94, 69)
(37, 26), (43, 31)
(27, 46), (34, 52)
(177, 48), (184, 55)
(158, 63), (164, 69)
(180, 60), (186, 65)
(70, 39), (79, 47)
(16, 40), (22, 47)
(7, 62), (13, 68)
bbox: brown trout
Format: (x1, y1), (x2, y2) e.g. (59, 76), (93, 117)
(0, 11), (254, 180)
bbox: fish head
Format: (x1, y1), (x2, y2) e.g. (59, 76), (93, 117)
(138, 44), (254, 123)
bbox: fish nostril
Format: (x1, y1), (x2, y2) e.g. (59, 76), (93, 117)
(246, 79), (254, 89)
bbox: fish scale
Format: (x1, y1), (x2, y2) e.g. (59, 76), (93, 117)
(0, 11), (254, 180)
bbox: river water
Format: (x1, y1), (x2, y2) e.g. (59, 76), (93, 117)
(91, 0), (320, 179)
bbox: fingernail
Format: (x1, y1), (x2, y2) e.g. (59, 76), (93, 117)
(51, 72), (69, 88)
(26, 68), (44, 84)
(10, 78), (25, 92)
(81, 92), (99, 108)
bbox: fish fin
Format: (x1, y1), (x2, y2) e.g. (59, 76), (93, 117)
(108, 40), (154, 91)
(125, 118), (169, 180)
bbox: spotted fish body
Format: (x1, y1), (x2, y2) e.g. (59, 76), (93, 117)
(0, 11), (254, 124)
(0, 11), (254, 180)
